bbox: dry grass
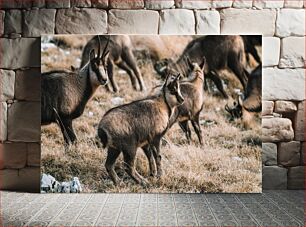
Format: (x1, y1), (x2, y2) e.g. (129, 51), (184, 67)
(41, 35), (262, 193)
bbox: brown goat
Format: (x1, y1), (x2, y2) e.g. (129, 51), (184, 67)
(98, 74), (184, 185)
(81, 35), (145, 93)
(41, 37), (109, 145)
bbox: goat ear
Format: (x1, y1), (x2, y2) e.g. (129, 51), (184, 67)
(200, 57), (206, 71)
(89, 49), (96, 61)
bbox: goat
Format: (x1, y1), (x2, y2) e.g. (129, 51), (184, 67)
(81, 35), (145, 93)
(98, 74), (184, 185)
(241, 35), (262, 65)
(41, 37), (110, 145)
(154, 35), (249, 98)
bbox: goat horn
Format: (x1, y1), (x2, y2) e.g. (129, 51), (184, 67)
(102, 36), (110, 58)
(225, 104), (231, 113)
(97, 35), (101, 59)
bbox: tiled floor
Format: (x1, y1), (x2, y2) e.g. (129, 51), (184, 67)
(1, 190), (304, 226)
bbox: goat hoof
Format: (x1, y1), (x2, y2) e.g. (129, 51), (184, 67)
(156, 170), (163, 178)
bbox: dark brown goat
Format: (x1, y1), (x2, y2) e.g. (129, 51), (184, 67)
(81, 35), (145, 93)
(41, 37), (109, 144)
(154, 35), (249, 98)
(98, 74), (184, 185)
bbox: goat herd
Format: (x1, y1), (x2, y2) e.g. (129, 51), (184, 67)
(41, 35), (262, 188)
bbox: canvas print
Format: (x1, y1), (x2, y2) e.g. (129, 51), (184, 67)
(41, 35), (262, 193)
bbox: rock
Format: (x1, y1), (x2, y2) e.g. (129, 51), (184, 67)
(15, 68), (41, 102)
(220, 9), (276, 36)
(262, 101), (274, 116)
(274, 101), (297, 113)
(159, 9), (195, 34)
(0, 167), (40, 192)
(195, 10), (220, 34)
(0, 11), (4, 35)
(278, 141), (301, 167)
(263, 68), (305, 101)
(46, 0), (70, 8)
(0, 143), (27, 169)
(0, 38), (40, 69)
(284, 0), (304, 8)
(0, 102), (7, 142)
(91, 0), (108, 8)
(71, 0), (91, 7)
(262, 37), (280, 66)
(177, 0), (212, 8)
(212, 0), (232, 8)
(27, 143), (41, 167)
(0, 69), (15, 102)
(263, 166), (287, 189)
(262, 143), (277, 166)
(4, 10), (22, 35)
(0, 0), (30, 9)
(232, 0), (253, 8)
(262, 117), (294, 142)
(23, 9), (56, 37)
(288, 166), (304, 189)
(7, 102), (40, 142)
(32, 0), (46, 8)
(109, 0), (144, 8)
(108, 10), (159, 34)
(279, 37), (305, 68)
(294, 101), (305, 141)
(56, 8), (107, 34)
(253, 0), (284, 8)
(145, 0), (175, 9)
(301, 142), (305, 165)
(111, 97), (124, 106)
(276, 9), (305, 37)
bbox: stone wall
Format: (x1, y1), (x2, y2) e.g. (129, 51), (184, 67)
(0, 0), (305, 192)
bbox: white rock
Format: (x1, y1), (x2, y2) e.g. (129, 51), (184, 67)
(212, 0), (233, 8)
(279, 37), (305, 68)
(159, 9), (195, 34)
(0, 102), (7, 142)
(276, 9), (305, 37)
(220, 9), (277, 36)
(263, 68), (305, 101)
(111, 97), (124, 106)
(262, 37), (280, 66)
(179, 0), (212, 9)
(232, 0), (253, 8)
(274, 101), (297, 113)
(262, 101), (274, 116)
(262, 143), (277, 166)
(284, 0), (304, 8)
(195, 10), (220, 34)
(253, 0), (284, 8)
(262, 117), (294, 142)
(145, 0), (175, 9)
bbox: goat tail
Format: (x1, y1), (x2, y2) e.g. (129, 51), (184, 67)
(98, 127), (108, 148)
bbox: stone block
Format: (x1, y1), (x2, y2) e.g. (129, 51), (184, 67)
(301, 142), (305, 165)
(15, 68), (41, 102)
(159, 9), (195, 34)
(27, 143), (41, 167)
(0, 167), (40, 192)
(262, 143), (277, 166)
(263, 68), (305, 101)
(220, 9), (276, 36)
(212, 0), (233, 8)
(145, 0), (175, 9)
(262, 117), (294, 142)
(109, 0), (144, 8)
(7, 102), (40, 142)
(0, 11), (4, 35)
(274, 101), (297, 113)
(23, 9), (56, 37)
(262, 37), (280, 66)
(284, 0), (304, 8)
(32, 0), (46, 8)
(46, 0), (70, 8)
(276, 9), (305, 37)
(91, 0), (108, 8)
(0, 102), (7, 142)
(56, 8), (107, 34)
(0, 0), (29, 9)
(253, 0), (284, 8)
(278, 141), (301, 167)
(263, 166), (287, 189)
(71, 0), (91, 7)
(4, 10), (22, 35)
(0, 38), (41, 69)
(177, 0), (212, 9)
(288, 166), (304, 189)
(195, 10), (220, 34)
(108, 10), (159, 34)
(0, 69), (15, 102)
(262, 101), (274, 116)
(0, 143), (27, 169)
(279, 37), (305, 68)
(294, 101), (305, 141)
(232, 0), (253, 8)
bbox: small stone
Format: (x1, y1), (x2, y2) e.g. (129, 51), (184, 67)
(274, 101), (297, 113)
(32, 0), (46, 8)
(253, 0), (284, 8)
(278, 141), (301, 167)
(288, 166), (304, 189)
(145, 0), (175, 9)
(46, 0), (70, 8)
(262, 37), (280, 66)
(0, 102), (7, 142)
(195, 10), (220, 35)
(294, 101), (305, 141)
(0, 143), (27, 169)
(262, 101), (274, 116)
(4, 10), (22, 35)
(0, 69), (15, 102)
(71, 0), (91, 7)
(91, 0), (108, 8)
(212, 0), (232, 8)
(284, 0), (304, 8)
(262, 117), (294, 142)
(15, 68), (41, 101)
(232, 0), (253, 8)
(0, 11), (4, 35)
(276, 9), (305, 37)
(279, 37), (305, 68)
(262, 143), (277, 166)
(159, 9), (195, 34)
(109, 0), (144, 9)
(178, 0), (212, 8)
(301, 142), (305, 165)
(263, 166), (287, 189)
